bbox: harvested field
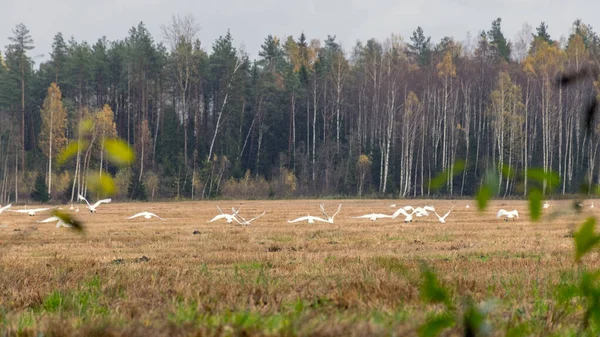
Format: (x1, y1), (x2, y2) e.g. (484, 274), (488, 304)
(0, 199), (598, 336)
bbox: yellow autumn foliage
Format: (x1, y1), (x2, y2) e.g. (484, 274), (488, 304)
(437, 51), (457, 78)
(39, 83), (68, 160)
(523, 39), (565, 79)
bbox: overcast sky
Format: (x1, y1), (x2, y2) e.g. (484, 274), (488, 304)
(1, 0), (598, 64)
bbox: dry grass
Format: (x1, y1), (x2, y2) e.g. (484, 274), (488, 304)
(0, 199), (597, 336)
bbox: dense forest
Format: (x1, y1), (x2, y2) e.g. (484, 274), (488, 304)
(0, 16), (599, 203)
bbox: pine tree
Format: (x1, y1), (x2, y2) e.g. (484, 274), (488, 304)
(91, 37), (109, 105)
(50, 32), (68, 84)
(66, 38), (92, 109)
(408, 26), (431, 66)
(31, 174), (50, 203)
(487, 18), (511, 62)
(529, 22), (553, 54)
(6, 23), (34, 171)
(534, 22), (553, 44)
(297, 33), (310, 84)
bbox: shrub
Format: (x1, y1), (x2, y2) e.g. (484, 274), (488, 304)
(114, 168), (132, 199)
(221, 170), (270, 199)
(269, 167), (298, 198)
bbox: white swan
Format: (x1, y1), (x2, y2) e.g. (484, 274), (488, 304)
(78, 194), (111, 213)
(391, 208), (413, 223)
(434, 205), (455, 223)
(287, 215), (329, 224)
(11, 206), (53, 216)
(320, 204), (342, 223)
(403, 206), (435, 217)
(232, 210), (266, 226)
(37, 216), (72, 228)
(0, 204), (12, 214)
(497, 209), (519, 221)
(208, 206), (240, 223)
(420, 206), (436, 216)
(352, 212), (395, 221)
(127, 211), (164, 220)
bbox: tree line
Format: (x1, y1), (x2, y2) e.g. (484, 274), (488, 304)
(0, 16), (599, 203)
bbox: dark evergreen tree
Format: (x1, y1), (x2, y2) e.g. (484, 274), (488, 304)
(127, 172), (148, 201)
(534, 22), (553, 44)
(5, 23), (34, 167)
(254, 34), (287, 176)
(0, 50), (20, 110)
(487, 18), (511, 62)
(297, 33), (310, 84)
(91, 37), (110, 106)
(65, 38), (92, 107)
(31, 174), (49, 203)
(529, 22), (554, 55)
(408, 26), (431, 66)
(50, 32), (68, 84)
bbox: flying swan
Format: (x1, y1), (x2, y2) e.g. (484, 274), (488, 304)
(391, 207), (413, 223)
(497, 209), (519, 221)
(352, 211), (397, 221)
(232, 210), (266, 226)
(78, 194), (112, 213)
(403, 205), (436, 217)
(434, 205), (455, 223)
(208, 206), (241, 223)
(320, 204), (342, 223)
(127, 211), (164, 220)
(37, 216), (72, 228)
(0, 204), (12, 214)
(11, 206), (53, 216)
(287, 215), (330, 224)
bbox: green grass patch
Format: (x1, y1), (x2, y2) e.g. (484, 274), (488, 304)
(373, 256), (408, 276)
(234, 261), (272, 271)
(37, 275), (110, 320)
(16, 310), (35, 334)
(169, 300), (200, 325)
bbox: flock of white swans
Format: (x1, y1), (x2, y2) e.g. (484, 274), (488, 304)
(206, 200), (559, 225)
(0, 194), (163, 228)
(0, 198), (594, 229)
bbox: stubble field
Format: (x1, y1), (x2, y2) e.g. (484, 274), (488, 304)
(0, 199), (598, 336)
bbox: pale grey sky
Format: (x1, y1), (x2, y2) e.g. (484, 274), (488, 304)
(1, 0), (598, 64)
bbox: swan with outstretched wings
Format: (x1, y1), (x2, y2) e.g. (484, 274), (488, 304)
(208, 206), (240, 223)
(127, 211), (164, 220)
(497, 209), (519, 221)
(78, 194), (111, 213)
